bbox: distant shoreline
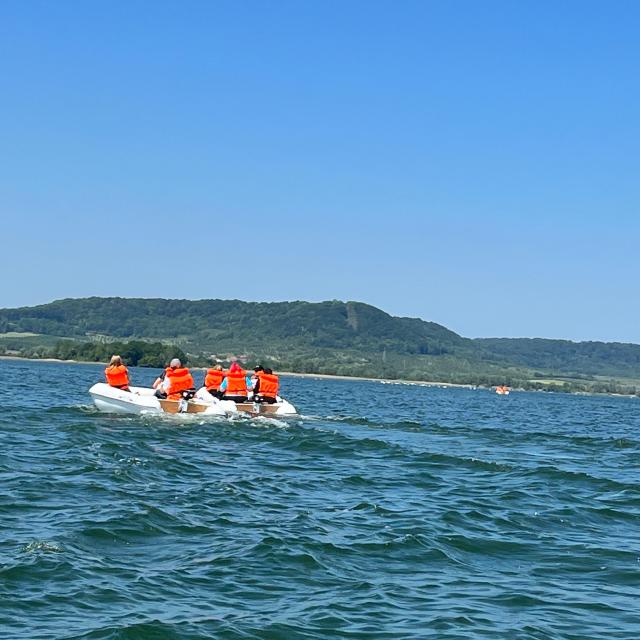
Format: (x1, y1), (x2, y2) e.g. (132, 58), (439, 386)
(278, 370), (478, 389)
(0, 355), (474, 388)
(0, 355), (78, 364)
(2, 354), (637, 398)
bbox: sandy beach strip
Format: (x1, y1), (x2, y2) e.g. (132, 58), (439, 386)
(278, 370), (477, 389)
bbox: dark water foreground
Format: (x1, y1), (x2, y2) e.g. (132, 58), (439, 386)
(1, 359), (639, 639)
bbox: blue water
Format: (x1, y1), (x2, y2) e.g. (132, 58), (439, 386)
(1, 359), (639, 639)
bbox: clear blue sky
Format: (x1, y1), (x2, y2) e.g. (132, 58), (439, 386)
(1, 1), (638, 342)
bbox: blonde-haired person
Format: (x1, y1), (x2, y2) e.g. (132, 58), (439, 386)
(204, 364), (225, 399)
(104, 355), (130, 391)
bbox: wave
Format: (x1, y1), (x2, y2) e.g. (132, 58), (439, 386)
(4, 368), (640, 640)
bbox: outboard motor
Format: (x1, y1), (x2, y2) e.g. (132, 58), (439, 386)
(178, 389), (196, 413)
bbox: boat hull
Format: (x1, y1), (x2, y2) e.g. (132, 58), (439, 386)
(195, 389), (298, 416)
(232, 401), (296, 416)
(89, 384), (297, 417)
(89, 383), (227, 416)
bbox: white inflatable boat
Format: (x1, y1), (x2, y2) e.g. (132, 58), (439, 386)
(89, 383), (297, 417)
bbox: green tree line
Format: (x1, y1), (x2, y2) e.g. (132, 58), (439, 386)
(51, 340), (187, 368)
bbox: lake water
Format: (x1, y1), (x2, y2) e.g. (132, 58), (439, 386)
(1, 358), (639, 639)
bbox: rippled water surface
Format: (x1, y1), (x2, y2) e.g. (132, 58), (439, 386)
(1, 359), (639, 639)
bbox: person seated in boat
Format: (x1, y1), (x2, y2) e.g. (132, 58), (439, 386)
(154, 358), (195, 400)
(152, 366), (167, 391)
(250, 364), (264, 392)
(219, 361), (252, 403)
(104, 355), (130, 391)
(251, 365), (266, 395)
(253, 367), (279, 404)
(204, 364), (225, 399)
(152, 363), (175, 395)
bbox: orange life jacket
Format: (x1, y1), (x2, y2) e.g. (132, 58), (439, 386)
(205, 369), (225, 391)
(224, 369), (247, 396)
(165, 367), (195, 399)
(105, 365), (129, 388)
(256, 372), (279, 398)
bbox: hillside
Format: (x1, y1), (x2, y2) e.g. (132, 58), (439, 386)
(1, 297), (639, 393)
(0, 297), (469, 356)
(475, 338), (640, 378)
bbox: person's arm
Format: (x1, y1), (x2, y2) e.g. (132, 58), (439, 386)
(220, 378), (227, 392)
(152, 370), (166, 389)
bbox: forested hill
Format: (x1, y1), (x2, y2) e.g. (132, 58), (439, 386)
(1, 297), (640, 390)
(474, 337), (640, 378)
(0, 297), (467, 355)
